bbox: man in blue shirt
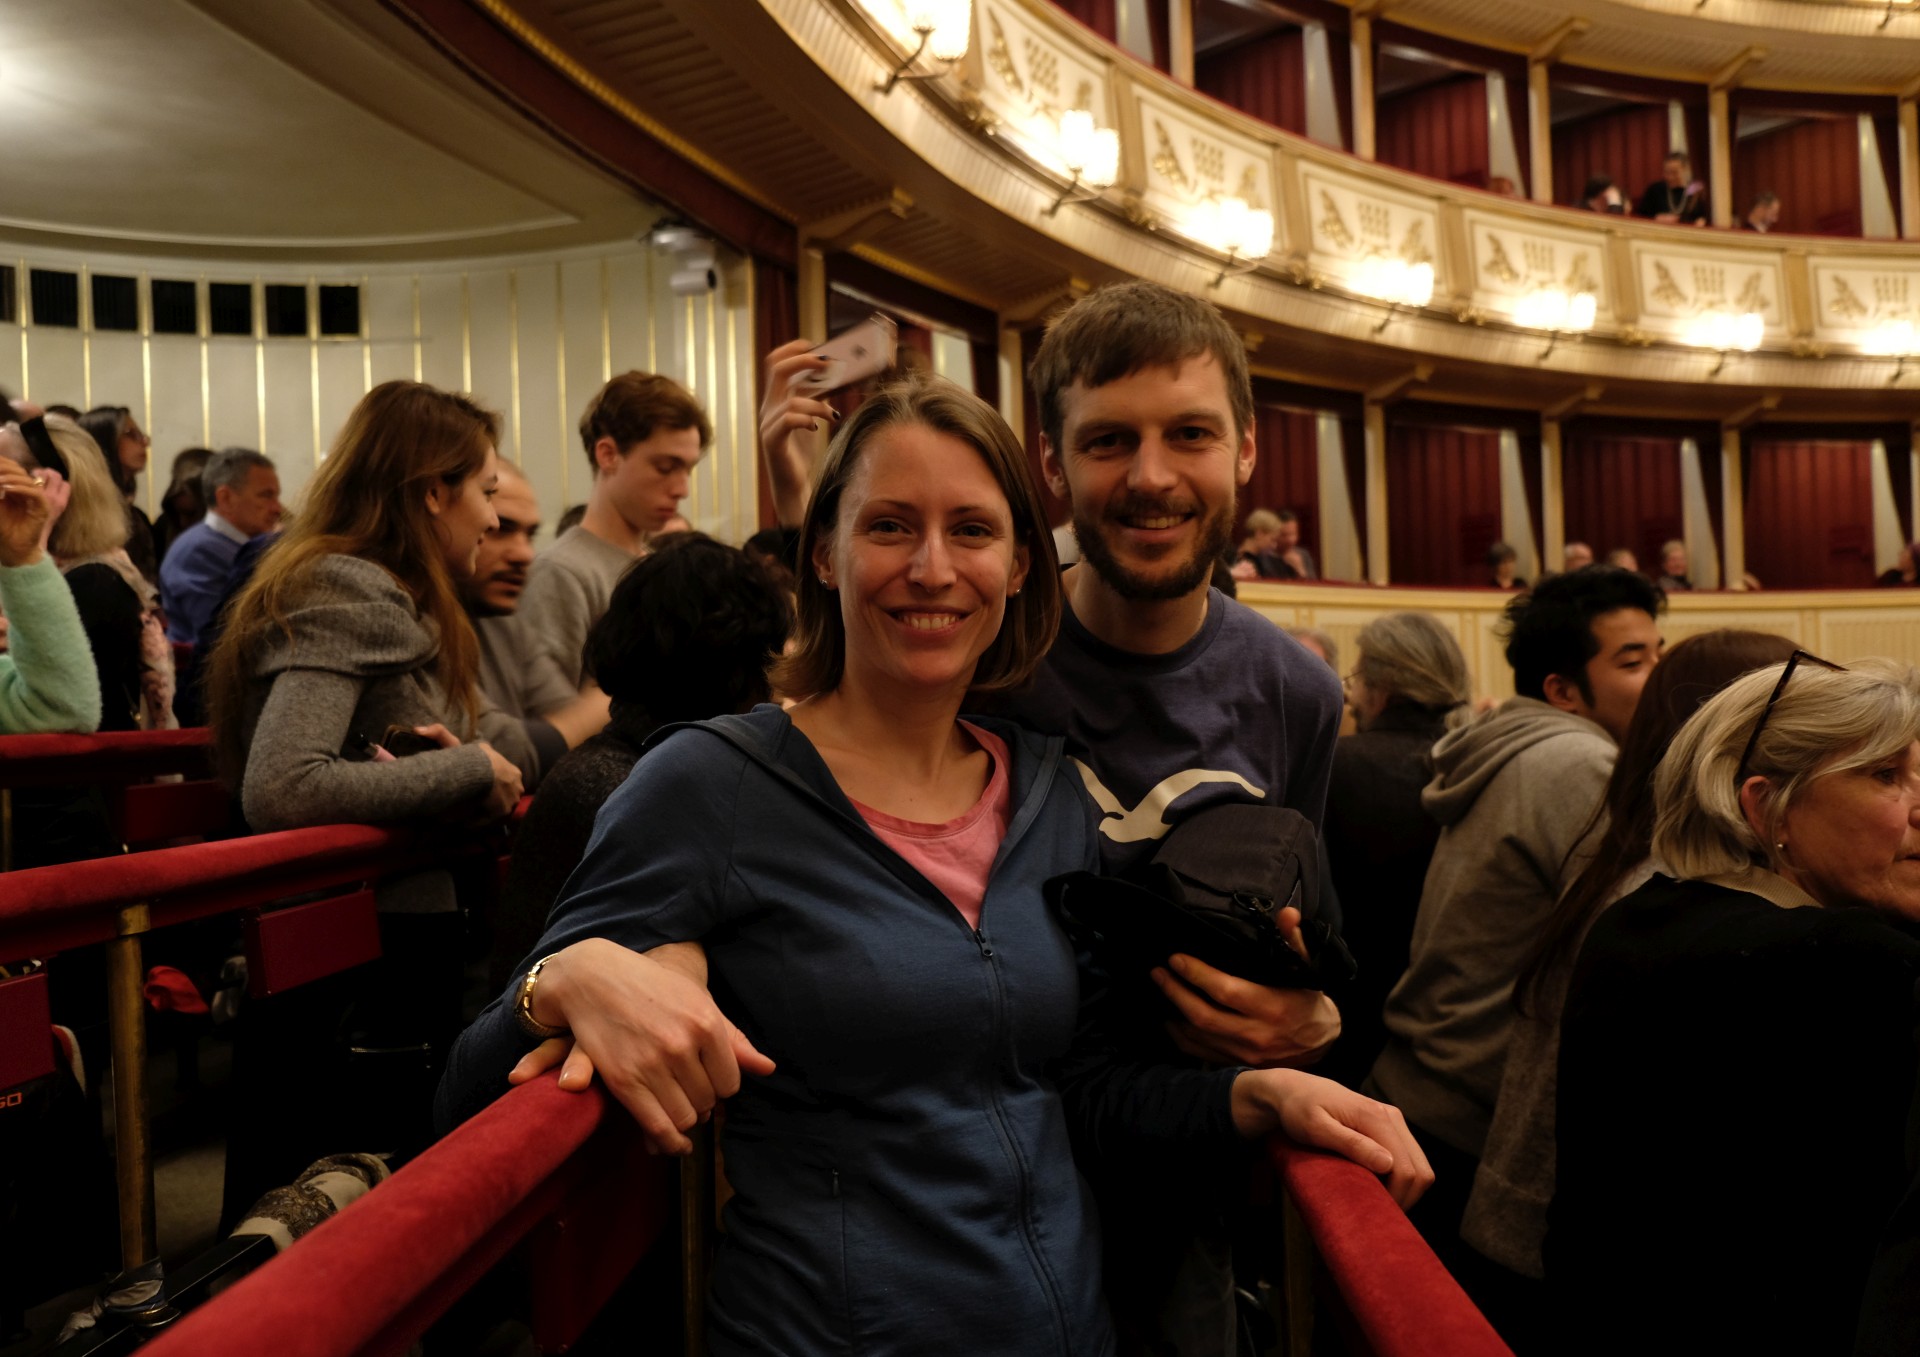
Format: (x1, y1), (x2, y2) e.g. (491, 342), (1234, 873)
(158, 447), (281, 645)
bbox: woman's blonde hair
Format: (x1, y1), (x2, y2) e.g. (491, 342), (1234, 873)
(205, 381), (498, 781)
(1243, 508), (1282, 537)
(44, 414), (131, 559)
(774, 373), (1060, 701)
(1354, 611), (1473, 729)
(1653, 656), (1920, 880)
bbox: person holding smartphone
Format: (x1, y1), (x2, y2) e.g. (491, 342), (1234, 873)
(204, 381), (525, 830)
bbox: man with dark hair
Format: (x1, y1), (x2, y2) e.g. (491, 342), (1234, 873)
(158, 446), (280, 645)
(1019, 278), (1350, 1355)
(1579, 175), (1623, 214)
(1368, 566), (1663, 1281)
(517, 372), (709, 687)
(1634, 150), (1708, 224)
(1742, 190), (1782, 233)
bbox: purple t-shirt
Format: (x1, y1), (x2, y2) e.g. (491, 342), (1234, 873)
(993, 588), (1344, 875)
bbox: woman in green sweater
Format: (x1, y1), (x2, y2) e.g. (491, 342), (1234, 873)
(0, 442), (102, 733)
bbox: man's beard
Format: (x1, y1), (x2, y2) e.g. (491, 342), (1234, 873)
(1071, 493), (1235, 602)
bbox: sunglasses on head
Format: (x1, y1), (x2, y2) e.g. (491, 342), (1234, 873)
(13, 416), (69, 481)
(1733, 649), (1848, 788)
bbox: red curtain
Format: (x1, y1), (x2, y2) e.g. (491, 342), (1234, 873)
(1551, 102), (1674, 209)
(1734, 118), (1861, 236)
(1376, 76), (1490, 189)
(1560, 435), (1685, 573)
(1242, 406), (1322, 568)
(1049, 0), (1117, 43)
(1385, 425), (1502, 585)
(1196, 29), (1308, 136)
(753, 259), (798, 530)
(1744, 440), (1876, 588)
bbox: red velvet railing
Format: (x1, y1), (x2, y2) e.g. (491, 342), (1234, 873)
(138, 1077), (672, 1357)
(133, 1100), (1510, 1357)
(1271, 1140), (1513, 1357)
(0, 726), (210, 788)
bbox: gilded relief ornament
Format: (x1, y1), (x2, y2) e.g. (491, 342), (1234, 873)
(986, 13), (1023, 96)
(1483, 235), (1522, 285)
(1733, 273), (1770, 316)
(1564, 253), (1596, 296)
(1651, 262), (1689, 309)
(1317, 191), (1355, 250)
(1829, 276), (1871, 321)
(1398, 219), (1430, 266)
(1152, 121), (1192, 193)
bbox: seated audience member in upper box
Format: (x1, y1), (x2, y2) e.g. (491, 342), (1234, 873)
(1633, 151), (1708, 225)
(159, 447), (282, 647)
(0, 425), (100, 733)
(205, 381), (528, 831)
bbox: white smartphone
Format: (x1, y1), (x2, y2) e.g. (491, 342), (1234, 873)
(794, 313), (898, 394)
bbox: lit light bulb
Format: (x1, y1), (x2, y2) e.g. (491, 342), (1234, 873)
(1059, 109), (1094, 173)
(1083, 128), (1120, 189)
(1216, 197), (1250, 253)
(1733, 311), (1763, 352)
(1403, 261), (1435, 307)
(928, 0), (972, 61)
(1569, 291), (1597, 331)
(1239, 209), (1275, 261)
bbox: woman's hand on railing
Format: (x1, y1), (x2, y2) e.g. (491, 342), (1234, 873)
(410, 723), (524, 821)
(1230, 1068), (1434, 1210)
(508, 938), (774, 1155)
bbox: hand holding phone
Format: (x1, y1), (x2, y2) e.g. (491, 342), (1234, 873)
(792, 314), (897, 395)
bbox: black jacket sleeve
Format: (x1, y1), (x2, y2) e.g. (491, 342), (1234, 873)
(64, 564), (145, 732)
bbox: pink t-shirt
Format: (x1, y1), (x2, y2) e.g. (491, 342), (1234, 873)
(852, 722), (1011, 931)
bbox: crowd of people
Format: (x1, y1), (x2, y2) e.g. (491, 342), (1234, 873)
(2, 277), (1917, 1357)
(1576, 149), (1782, 232)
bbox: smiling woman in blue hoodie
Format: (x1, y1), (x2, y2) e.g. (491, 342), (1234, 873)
(440, 374), (1427, 1355)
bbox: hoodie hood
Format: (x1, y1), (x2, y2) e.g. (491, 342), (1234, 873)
(1421, 696), (1609, 828)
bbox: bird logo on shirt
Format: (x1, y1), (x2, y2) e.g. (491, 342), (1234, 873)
(1070, 760), (1267, 843)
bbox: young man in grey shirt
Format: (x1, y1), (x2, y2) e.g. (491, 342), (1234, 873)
(516, 371), (707, 687)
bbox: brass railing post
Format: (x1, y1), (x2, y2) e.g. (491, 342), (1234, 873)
(106, 902), (157, 1270)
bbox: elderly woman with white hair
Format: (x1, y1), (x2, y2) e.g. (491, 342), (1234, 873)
(1546, 653), (1920, 1357)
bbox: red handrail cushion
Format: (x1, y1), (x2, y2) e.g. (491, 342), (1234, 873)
(0, 972), (53, 1091)
(529, 1118), (675, 1351)
(140, 1076), (622, 1357)
(1270, 1140), (1513, 1357)
(109, 779), (235, 845)
(244, 889), (383, 999)
(0, 728), (212, 788)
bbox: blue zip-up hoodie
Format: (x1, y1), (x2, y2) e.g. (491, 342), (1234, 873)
(441, 706), (1179, 1355)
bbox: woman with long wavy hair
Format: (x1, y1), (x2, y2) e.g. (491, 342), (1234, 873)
(205, 380), (523, 831)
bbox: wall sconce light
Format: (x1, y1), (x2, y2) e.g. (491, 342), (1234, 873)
(876, 0), (972, 93)
(1686, 309), (1763, 375)
(1863, 317), (1918, 381)
(1203, 196), (1275, 286)
(1353, 256), (1435, 331)
(1515, 286), (1597, 360)
(1045, 110), (1120, 216)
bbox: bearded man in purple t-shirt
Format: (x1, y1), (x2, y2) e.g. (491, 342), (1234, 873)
(1002, 280), (1347, 1356)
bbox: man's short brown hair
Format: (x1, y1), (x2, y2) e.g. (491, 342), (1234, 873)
(1028, 280), (1254, 453)
(578, 371), (711, 475)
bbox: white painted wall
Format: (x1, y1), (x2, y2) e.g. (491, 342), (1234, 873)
(0, 236), (761, 547)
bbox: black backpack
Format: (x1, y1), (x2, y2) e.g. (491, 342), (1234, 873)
(1047, 802), (1355, 990)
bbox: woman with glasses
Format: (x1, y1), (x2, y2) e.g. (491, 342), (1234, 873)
(1546, 652), (1920, 1357)
(77, 406), (159, 583)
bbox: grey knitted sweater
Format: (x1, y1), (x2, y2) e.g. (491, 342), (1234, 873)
(236, 555), (531, 831)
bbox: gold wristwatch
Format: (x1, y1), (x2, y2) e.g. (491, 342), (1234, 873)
(514, 952), (568, 1040)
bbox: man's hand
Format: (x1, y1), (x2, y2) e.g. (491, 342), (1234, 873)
(1153, 955), (1342, 1066)
(759, 338), (837, 526)
(1229, 1068), (1433, 1209)
(520, 938), (773, 1155)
